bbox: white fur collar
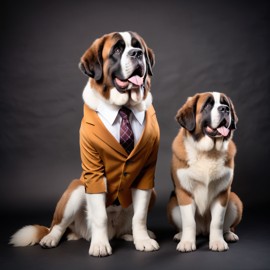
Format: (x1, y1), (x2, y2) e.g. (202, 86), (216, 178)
(82, 80), (153, 112)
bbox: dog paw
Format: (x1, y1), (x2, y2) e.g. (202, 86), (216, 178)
(176, 240), (196, 252)
(121, 234), (133, 242)
(89, 241), (112, 257)
(66, 232), (81, 241)
(134, 238), (159, 252)
(173, 232), (182, 242)
(121, 230), (155, 242)
(40, 234), (60, 248)
(209, 239), (229, 251)
(224, 231), (239, 242)
(147, 230), (156, 239)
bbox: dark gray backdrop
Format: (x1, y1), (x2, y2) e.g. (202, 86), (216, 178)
(1, 1), (270, 269)
(1, 0), (269, 211)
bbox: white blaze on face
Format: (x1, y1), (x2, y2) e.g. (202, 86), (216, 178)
(119, 32), (146, 79)
(210, 92), (232, 136)
(211, 92), (222, 129)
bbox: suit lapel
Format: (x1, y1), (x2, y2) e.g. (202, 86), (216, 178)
(129, 105), (157, 158)
(84, 105), (127, 156)
(83, 104), (157, 158)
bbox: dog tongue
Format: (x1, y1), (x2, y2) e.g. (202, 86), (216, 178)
(115, 78), (129, 88)
(128, 75), (144, 86)
(217, 126), (230, 137)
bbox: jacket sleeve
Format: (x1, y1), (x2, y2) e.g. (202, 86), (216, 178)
(79, 122), (107, 194)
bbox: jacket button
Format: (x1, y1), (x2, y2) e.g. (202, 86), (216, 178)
(123, 172), (128, 176)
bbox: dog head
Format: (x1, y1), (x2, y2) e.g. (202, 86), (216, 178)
(79, 31), (155, 108)
(176, 92), (238, 151)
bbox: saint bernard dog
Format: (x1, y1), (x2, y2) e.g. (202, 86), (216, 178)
(10, 31), (160, 257)
(167, 92), (243, 252)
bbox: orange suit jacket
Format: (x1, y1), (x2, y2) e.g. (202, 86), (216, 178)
(80, 104), (160, 208)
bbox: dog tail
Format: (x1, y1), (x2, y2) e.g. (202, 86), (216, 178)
(9, 225), (50, 247)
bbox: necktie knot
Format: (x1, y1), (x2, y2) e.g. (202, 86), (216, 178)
(119, 107), (131, 120)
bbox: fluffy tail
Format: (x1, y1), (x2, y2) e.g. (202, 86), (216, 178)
(9, 225), (50, 247)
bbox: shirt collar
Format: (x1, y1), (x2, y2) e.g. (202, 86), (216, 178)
(96, 99), (145, 126)
(130, 107), (145, 125)
(96, 100), (119, 125)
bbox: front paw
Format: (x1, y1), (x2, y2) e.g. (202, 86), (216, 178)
(40, 234), (60, 248)
(134, 238), (159, 252)
(173, 232), (182, 242)
(121, 230), (156, 242)
(209, 239), (228, 251)
(89, 241), (112, 257)
(224, 231), (239, 242)
(176, 240), (196, 252)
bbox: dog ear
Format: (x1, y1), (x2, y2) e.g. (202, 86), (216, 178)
(78, 36), (105, 81)
(175, 95), (199, 132)
(227, 96), (238, 130)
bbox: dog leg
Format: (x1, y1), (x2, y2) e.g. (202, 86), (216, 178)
(40, 184), (85, 248)
(132, 188), (159, 252)
(177, 203), (196, 252)
(209, 200), (228, 251)
(223, 192), (243, 243)
(86, 193), (112, 257)
(167, 193), (183, 242)
(170, 204), (182, 241)
(223, 201), (239, 242)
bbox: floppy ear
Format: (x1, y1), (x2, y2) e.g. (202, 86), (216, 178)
(78, 36), (105, 81)
(175, 95), (199, 132)
(227, 96), (238, 130)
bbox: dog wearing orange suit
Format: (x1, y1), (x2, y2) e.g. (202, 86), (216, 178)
(10, 31), (160, 257)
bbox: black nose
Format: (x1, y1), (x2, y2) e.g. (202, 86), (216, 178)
(128, 49), (143, 59)
(218, 105), (230, 114)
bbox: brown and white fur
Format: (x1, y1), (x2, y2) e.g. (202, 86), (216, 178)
(167, 92), (243, 252)
(10, 31), (159, 256)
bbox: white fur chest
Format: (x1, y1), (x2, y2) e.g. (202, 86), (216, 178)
(176, 138), (233, 215)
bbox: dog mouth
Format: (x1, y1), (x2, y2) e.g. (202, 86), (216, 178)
(114, 75), (144, 91)
(114, 65), (145, 92)
(204, 120), (230, 138)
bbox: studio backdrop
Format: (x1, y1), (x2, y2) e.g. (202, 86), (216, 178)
(1, 0), (269, 213)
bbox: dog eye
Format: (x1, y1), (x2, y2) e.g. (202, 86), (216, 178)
(114, 47), (121, 54)
(112, 40), (125, 55)
(132, 41), (142, 49)
(203, 102), (214, 112)
(202, 97), (214, 112)
(222, 101), (229, 107)
(131, 38), (142, 49)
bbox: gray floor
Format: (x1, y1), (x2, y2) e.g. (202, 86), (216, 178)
(1, 204), (269, 270)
